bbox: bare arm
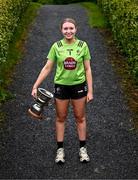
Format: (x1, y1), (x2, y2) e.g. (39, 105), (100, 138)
(32, 59), (54, 97)
(84, 60), (93, 102)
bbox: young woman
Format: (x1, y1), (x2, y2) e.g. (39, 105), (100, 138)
(31, 18), (93, 164)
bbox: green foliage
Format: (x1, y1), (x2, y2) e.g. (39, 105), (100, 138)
(97, 0), (138, 82)
(0, 88), (14, 102)
(32, 0), (53, 4)
(0, 0), (30, 64)
(0, 2), (41, 102)
(81, 2), (108, 28)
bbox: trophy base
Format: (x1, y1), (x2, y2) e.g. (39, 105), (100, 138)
(28, 108), (43, 119)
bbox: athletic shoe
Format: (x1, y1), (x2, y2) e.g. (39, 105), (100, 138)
(79, 147), (90, 162)
(55, 148), (65, 164)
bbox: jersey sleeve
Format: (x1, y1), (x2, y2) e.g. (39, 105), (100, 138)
(83, 42), (91, 61)
(47, 43), (57, 61)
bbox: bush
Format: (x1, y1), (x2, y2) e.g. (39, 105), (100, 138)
(0, 0), (30, 64)
(97, 0), (138, 81)
(0, 1), (41, 102)
(32, 0), (53, 4)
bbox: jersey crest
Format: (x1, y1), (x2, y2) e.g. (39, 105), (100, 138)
(63, 57), (77, 70)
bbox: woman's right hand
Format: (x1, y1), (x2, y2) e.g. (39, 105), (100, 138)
(31, 88), (37, 98)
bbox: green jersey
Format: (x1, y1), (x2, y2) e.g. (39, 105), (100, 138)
(47, 38), (91, 85)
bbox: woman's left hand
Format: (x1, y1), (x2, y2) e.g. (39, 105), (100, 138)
(86, 92), (93, 103)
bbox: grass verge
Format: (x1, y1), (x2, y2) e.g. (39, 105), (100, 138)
(0, 2), (42, 103)
(80, 2), (108, 28)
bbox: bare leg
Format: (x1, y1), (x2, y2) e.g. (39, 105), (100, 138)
(71, 97), (87, 140)
(55, 98), (70, 142)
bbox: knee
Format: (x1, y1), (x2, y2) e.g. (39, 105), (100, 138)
(56, 114), (67, 123)
(75, 114), (86, 124)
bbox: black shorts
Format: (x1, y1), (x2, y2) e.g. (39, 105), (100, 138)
(54, 81), (87, 100)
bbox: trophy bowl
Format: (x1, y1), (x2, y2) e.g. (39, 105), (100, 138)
(28, 88), (53, 119)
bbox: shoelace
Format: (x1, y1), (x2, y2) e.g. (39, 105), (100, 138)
(80, 147), (88, 158)
(57, 148), (64, 159)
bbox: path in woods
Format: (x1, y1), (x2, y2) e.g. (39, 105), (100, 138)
(0, 4), (137, 179)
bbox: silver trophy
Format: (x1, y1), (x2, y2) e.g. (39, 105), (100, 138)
(28, 88), (53, 119)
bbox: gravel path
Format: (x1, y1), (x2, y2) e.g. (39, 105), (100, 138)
(0, 4), (137, 179)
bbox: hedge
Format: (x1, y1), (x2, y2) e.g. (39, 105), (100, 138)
(97, 0), (138, 81)
(0, 0), (30, 64)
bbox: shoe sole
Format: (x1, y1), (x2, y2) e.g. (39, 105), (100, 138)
(55, 160), (65, 164)
(79, 156), (90, 163)
(80, 159), (90, 163)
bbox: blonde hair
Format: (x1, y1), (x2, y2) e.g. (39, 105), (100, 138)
(60, 18), (77, 29)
